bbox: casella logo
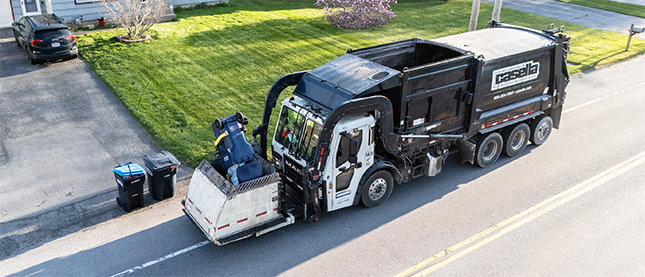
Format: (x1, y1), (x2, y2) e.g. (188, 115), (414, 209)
(491, 61), (539, 91)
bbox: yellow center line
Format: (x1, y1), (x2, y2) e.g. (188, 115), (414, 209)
(396, 150), (645, 277)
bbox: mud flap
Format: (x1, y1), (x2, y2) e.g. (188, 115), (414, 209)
(457, 140), (476, 165)
(550, 105), (563, 129)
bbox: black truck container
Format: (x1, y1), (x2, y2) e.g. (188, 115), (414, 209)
(248, 22), (571, 222)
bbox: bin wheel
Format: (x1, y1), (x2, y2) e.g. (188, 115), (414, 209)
(236, 112), (248, 125)
(214, 119), (223, 129)
(476, 132), (503, 168)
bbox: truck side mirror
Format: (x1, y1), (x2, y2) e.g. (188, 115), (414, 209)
(348, 138), (359, 163)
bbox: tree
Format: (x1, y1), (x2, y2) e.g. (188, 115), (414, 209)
(99, 0), (166, 40)
(315, 0), (397, 30)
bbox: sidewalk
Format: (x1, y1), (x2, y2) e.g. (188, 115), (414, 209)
(482, 0), (645, 38)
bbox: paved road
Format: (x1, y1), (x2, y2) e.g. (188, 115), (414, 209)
(483, 0), (645, 38)
(1, 54), (644, 276)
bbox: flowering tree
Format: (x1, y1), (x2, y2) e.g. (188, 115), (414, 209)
(99, 0), (166, 40)
(315, 0), (397, 30)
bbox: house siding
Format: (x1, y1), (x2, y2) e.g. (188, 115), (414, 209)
(9, 0), (218, 26)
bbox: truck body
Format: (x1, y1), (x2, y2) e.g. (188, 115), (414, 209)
(184, 23), (571, 244)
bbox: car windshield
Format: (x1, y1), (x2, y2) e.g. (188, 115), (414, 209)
(34, 28), (71, 40)
(274, 106), (322, 163)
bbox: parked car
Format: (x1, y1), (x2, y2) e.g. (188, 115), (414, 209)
(12, 14), (78, 64)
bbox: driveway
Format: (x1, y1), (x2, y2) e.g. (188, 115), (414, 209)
(0, 27), (189, 259)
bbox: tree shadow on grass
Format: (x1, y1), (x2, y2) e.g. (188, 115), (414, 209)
(173, 0), (317, 20)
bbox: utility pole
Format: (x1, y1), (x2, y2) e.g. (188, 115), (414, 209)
(492, 0), (503, 22)
(469, 0), (481, 32)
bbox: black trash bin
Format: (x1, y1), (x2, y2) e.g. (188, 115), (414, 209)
(143, 151), (180, 201)
(114, 162), (146, 212)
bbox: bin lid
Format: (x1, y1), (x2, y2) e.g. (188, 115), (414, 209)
(143, 150), (180, 171)
(113, 162), (145, 177)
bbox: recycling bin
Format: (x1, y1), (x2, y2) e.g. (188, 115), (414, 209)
(114, 162), (146, 212)
(143, 150), (180, 201)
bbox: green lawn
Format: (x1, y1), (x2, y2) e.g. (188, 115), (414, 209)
(556, 0), (645, 19)
(77, 0), (645, 167)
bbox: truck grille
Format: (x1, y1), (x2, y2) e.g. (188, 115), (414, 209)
(283, 156), (304, 186)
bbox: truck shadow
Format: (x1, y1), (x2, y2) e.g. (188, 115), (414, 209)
(5, 146), (535, 276)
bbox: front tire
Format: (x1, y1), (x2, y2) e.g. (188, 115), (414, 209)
(361, 171), (394, 208)
(476, 132), (503, 168)
(530, 116), (553, 146)
(502, 123), (530, 157)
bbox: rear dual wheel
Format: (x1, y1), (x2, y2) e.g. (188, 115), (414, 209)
(475, 132), (503, 168)
(502, 123), (530, 158)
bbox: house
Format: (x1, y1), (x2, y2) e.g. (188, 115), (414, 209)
(0, 0), (228, 28)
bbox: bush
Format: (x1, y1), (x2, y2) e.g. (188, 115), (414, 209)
(99, 0), (166, 40)
(315, 0), (397, 29)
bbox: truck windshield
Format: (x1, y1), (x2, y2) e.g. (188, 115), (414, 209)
(298, 119), (322, 163)
(274, 106), (322, 163)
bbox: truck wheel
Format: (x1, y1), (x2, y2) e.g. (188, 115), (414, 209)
(361, 171), (394, 208)
(530, 116), (553, 146)
(502, 123), (530, 157)
(476, 132), (503, 168)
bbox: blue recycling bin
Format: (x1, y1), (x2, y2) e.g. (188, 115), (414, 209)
(114, 162), (146, 212)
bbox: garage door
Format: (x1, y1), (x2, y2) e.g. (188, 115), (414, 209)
(0, 0), (14, 28)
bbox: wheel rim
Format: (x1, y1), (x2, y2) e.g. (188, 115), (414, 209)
(537, 122), (551, 141)
(368, 178), (387, 201)
(482, 140), (498, 160)
(510, 131), (525, 150)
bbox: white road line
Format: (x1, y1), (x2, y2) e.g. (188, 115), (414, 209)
(563, 95), (611, 114)
(563, 83), (642, 114)
(110, 240), (210, 277)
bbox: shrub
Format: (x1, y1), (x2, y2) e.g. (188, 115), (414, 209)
(99, 0), (166, 40)
(315, 0), (397, 29)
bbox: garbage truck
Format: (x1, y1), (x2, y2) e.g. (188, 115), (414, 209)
(183, 22), (571, 245)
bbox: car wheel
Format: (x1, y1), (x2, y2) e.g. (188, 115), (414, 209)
(476, 132), (503, 168)
(28, 53), (38, 64)
(502, 123), (530, 157)
(530, 116), (553, 146)
(361, 171), (394, 208)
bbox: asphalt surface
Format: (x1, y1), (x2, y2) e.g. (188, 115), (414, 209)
(483, 0), (645, 38)
(0, 27), (192, 260)
(2, 0), (645, 275)
(1, 54), (644, 276)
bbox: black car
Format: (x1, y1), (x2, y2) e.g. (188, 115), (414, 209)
(12, 14), (78, 64)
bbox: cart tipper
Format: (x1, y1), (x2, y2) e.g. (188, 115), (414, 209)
(184, 22), (571, 245)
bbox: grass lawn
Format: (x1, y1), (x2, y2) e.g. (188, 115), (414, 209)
(556, 0), (645, 19)
(77, 0), (645, 167)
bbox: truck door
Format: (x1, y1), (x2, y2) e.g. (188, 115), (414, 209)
(326, 117), (375, 211)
